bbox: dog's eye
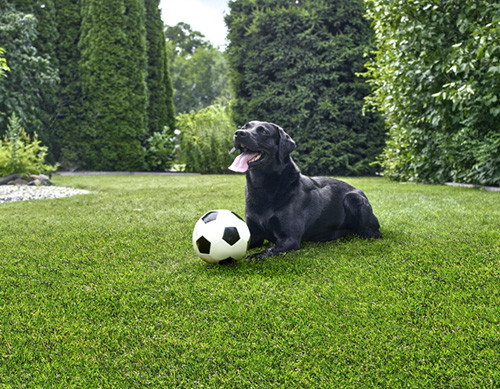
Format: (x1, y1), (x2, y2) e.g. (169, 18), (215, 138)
(257, 127), (269, 136)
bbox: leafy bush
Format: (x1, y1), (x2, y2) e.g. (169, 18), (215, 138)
(365, 0), (500, 185)
(0, 113), (57, 176)
(0, 47), (8, 77)
(178, 104), (235, 174)
(144, 127), (179, 171)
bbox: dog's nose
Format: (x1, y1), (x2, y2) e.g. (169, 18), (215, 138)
(235, 130), (247, 138)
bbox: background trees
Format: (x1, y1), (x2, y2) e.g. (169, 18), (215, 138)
(3, 0), (59, 150)
(225, 0), (384, 176)
(1, 0), (497, 180)
(365, 0), (500, 186)
(166, 22), (231, 114)
(79, 0), (148, 171)
(145, 0), (175, 135)
(0, 2), (59, 149)
(0, 0), (176, 171)
(52, 0), (85, 168)
(163, 23), (234, 173)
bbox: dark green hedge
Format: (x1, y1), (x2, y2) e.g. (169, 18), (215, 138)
(225, 0), (384, 176)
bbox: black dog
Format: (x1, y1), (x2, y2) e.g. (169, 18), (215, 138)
(229, 121), (382, 259)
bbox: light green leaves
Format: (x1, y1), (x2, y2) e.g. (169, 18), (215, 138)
(365, 0), (500, 186)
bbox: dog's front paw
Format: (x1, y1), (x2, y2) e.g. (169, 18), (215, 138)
(247, 245), (296, 260)
(247, 250), (269, 260)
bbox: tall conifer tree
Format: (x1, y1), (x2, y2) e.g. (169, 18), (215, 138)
(144, 0), (175, 135)
(79, 0), (148, 170)
(53, 0), (85, 168)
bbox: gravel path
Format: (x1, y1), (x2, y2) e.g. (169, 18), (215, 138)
(0, 185), (91, 204)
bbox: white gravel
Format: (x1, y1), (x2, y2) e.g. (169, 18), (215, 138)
(0, 185), (91, 204)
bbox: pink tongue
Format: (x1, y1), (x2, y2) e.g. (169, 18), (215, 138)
(228, 151), (259, 173)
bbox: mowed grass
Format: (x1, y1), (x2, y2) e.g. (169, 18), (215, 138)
(1, 174), (499, 387)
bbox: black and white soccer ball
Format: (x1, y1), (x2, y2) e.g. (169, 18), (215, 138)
(192, 210), (251, 264)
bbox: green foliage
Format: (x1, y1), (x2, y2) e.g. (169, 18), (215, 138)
(6, 0), (59, 152)
(144, 126), (178, 171)
(170, 45), (232, 114)
(0, 47), (9, 76)
(1, 0), (176, 171)
(8, 0), (59, 62)
(0, 4), (59, 144)
(0, 113), (57, 176)
(225, 0), (384, 176)
(165, 21), (210, 57)
(145, 0), (176, 135)
(79, 0), (148, 171)
(52, 0), (86, 169)
(365, 0), (500, 186)
(166, 23), (232, 114)
(52, 0), (176, 171)
(178, 104), (235, 173)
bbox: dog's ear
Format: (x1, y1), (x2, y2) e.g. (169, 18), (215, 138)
(277, 125), (296, 163)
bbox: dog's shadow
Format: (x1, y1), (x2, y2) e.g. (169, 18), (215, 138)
(212, 228), (401, 278)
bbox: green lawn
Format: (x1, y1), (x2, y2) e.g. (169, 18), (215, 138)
(1, 175), (499, 387)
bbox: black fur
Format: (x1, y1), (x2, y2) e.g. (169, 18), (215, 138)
(232, 121), (382, 259)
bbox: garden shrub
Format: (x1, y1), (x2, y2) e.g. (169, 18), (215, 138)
(144, 126), (179, 171)
(365, 0), (500, 185)
(0, 47), (8, 77)
(0, 113), (57, 176)
(178, 104), (235, 174)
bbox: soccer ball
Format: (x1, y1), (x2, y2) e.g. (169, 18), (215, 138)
(192, 209), (251, 264)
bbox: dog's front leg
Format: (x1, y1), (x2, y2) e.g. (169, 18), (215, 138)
(246, 217), (266, 249)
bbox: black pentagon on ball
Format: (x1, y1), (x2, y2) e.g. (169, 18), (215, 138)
(223, 226), (240, 246)
(231, 211), (244, 222)
(196, 236), (211, 254)
(202, 211), (218, 223)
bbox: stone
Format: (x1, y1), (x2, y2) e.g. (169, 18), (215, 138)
(1, 174), (52, 186)
(28, 175), (51, 186)
(39, 176), (52, 186)
(9, 178), (29, 185)
(0, 174), (20, 185)
(28, 179), (43, 186)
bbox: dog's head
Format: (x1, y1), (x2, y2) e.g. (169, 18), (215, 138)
(228, 121), (296, 173)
